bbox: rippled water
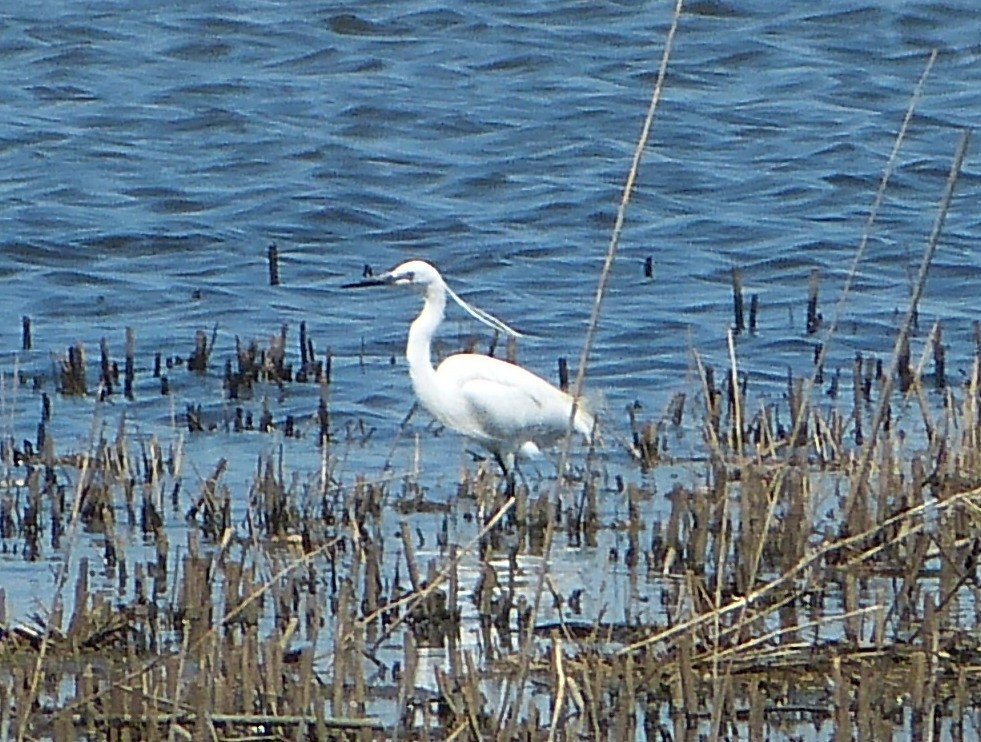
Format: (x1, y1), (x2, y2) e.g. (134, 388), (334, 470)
(0, 0), (978, 639)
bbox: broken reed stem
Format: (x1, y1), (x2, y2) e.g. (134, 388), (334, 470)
(399, 520), (422, 592)
(806, 268), (821, 334)
(731, 267), (744, 334)
(268, 243), (280, 286)
(848, 128), (971, 510)
(726, 327), (743, 456)
(124, 327), (135, 401)
(692, 346), (723, 460)
(931, 320), (945, 388)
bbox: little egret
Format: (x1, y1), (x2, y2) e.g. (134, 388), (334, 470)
(344, 260), (593, 472)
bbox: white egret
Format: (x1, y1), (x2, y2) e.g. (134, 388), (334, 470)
(344, 260), (593, 472)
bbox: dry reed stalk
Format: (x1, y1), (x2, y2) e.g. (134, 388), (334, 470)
(21, 316), (31, 351)
(696, 93), (967, 716)
(691, 348), (724, 461)
(915, 320), (946, 442)
(59, 342), (87, 396)
(16, 449), (91, 742)
(847, 129), (971, 517)
(43, 528), (353, 734)
(805, 48), (938, 428)
(618, 484), (981, 663)
(491, 4), (689, 729)
(730, 267), (745, 334)
(676, 47), (928, 599)
(690, 605), (881, 673)
(331, 577), (353, 717)
(726, 327), (744, 456)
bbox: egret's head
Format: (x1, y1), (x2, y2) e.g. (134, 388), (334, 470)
(342, 259), (524, 339)
(385, 260), (443, 289)
(342, 260), (443, 291)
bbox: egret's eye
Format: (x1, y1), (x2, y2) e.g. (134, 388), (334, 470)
(395, 271), (415, 284)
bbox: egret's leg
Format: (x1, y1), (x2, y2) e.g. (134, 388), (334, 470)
(504, 468), (517, 498)
(491, 451), (519, 497)
(493, 451), (509, 476)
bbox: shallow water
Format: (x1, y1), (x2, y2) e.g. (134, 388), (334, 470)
(0, 0), (979, 691)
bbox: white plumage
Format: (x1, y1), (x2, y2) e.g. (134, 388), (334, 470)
(345, 260), (593, 470)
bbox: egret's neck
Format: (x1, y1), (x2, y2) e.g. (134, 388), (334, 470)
(406, 283), (446, 388)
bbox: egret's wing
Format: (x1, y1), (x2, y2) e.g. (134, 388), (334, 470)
(441, 355), (580, 445)
(462, 379), (556, 440)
